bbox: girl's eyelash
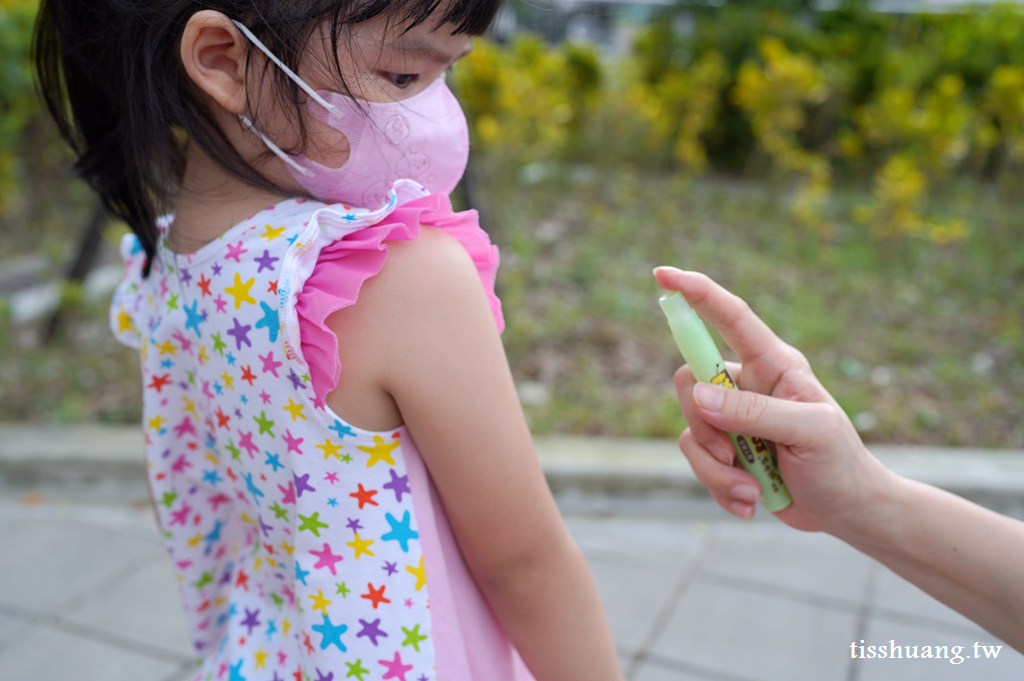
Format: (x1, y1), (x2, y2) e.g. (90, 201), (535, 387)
(386, 73), (418, 89)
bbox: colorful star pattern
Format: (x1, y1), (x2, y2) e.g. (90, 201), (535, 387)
(379, 651), (413, 680)
(107, 195), (452, 681)
(224, 273), (257, 309)
(401, 625), (427, 652)
(361, 582), (391, 609)
(358, 436), (400, 468)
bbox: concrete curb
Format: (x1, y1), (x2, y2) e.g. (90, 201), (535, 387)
(0, 425), (146, 488)
(1, 425), (1023, 513)
(535, 435), (1024, 514)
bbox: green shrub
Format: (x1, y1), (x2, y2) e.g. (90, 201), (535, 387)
(6, 0), (1024, 245)
(455, 1), (1024, 244)
(0, 0), (40, 214)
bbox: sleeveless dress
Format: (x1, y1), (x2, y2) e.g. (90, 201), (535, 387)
(110, 180), (535, 681)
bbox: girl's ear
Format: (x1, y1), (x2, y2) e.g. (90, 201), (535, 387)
(180, 11), (249, 115)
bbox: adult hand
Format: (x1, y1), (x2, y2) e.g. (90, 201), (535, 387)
(657, 267), (1024, 650)
(654, 266), (898, 534)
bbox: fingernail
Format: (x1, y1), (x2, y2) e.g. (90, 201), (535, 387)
(653, 266), (682, 276)
(730, 484), (759, 504)
(729, 501), (755, 519)
(708, 443), (734, 465)
(693, 383), (724, 412)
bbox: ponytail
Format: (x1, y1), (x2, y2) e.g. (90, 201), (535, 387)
(35, 0), (173, 276)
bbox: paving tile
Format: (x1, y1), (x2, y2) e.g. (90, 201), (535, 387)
(870, 566), (986, 633)
(632, 660), (728, 681)
(855, 617), (1024, 681)
(0, 517), (16, 546)
(649, 581), (858, 681)
(74, 501), (165, 544)
(589, 558), (691, 654)
(0, 518), (163, 613)
(700, 521), (873, 605)
(0, 611), (26, 646)
(564, 516), (706, 566)
(0, 624), (182, 681)
(0, 501), (165, 546)
(67, 504), (167, 546)
(0, 517), (27, 643)
(161, 668), (202, 681)
(63, 555), (195, 658)
(567, 517), (708, 654)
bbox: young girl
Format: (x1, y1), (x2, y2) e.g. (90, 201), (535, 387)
(35, 1), (623, 680)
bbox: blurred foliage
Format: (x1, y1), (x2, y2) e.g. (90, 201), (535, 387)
(0, 0), (39, 216)
(478, 161), (1024, 445)
(1, 0), (1022, 445)
(455, 34), (727, 173)
(732, 37), (831, 233)
(454, 1), (1024, 243)
(0, 290), (143, 424)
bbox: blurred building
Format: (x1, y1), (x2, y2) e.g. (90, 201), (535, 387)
(492, 0), (1024, 52)
(868, 0), (1023, 11)
(490, 0), (682, 54)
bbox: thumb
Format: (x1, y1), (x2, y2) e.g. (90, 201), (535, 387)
(692, 382), (836, 450)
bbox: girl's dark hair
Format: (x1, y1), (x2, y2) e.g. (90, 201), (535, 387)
(33, 0), (500, 276)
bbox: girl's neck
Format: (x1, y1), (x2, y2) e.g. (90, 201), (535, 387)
(167, 142), (295, 254)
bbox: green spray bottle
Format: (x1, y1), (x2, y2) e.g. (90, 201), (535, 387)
(659, 291), (792, 511)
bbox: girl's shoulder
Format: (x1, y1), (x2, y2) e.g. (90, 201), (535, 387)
(336, 224), (491, 340)
(299, 191), (504, 424)
(307, 188), (507, 346)
(375, 226), (493, 317)
(319, 224), (497, 428)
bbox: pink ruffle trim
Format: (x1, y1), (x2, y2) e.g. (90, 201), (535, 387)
(296, 193), (504, 406)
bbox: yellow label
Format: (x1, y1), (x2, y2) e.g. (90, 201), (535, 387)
(711, 369), (735, 389)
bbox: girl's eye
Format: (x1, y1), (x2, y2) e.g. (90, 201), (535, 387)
(386, 73), (418, 89)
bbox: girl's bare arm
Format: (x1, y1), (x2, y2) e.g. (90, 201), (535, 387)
(329, 227), (624, 680)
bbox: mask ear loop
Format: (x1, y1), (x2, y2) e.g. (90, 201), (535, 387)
(231, 20), (342, 178)
(231, 20), (341, 119)
(238, 114), (314, 178)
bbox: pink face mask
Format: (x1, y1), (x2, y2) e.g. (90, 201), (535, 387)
(233, 21), (469, 209)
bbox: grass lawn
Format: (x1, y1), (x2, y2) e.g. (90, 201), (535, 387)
(473, 156), (1024, 447)
(1, 147), (1022, 448)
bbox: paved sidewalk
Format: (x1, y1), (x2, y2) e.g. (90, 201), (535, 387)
(0, 426), (1023, 680)
(1, 499), (1022, 681)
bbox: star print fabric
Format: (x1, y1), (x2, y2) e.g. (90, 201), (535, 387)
(109, 180), (521, 681)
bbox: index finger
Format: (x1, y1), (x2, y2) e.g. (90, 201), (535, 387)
(654, 266), (787, 368)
